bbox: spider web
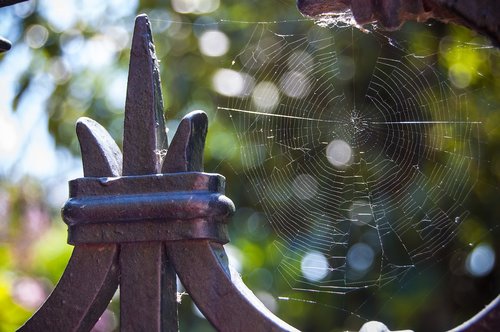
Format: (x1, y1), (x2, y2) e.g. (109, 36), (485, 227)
(217, 21), (482, 295)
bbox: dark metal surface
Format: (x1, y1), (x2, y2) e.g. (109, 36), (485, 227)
(119, 14), (176, 332)
(18, 116), (121, 332)
(122, 14), (167, 175)
(296, 0), (500, 45)
(0, 0), (28, 8)
(451, 296), (500, 332)
(68, 218), (229, 244)
(0, 0), (29, 53)
(19, 12), (298, 332)
(296, 0), (459, 29)
(161, 109), (298, 332)
(0, 36), (11, 52)
(168, 241), (299, 332)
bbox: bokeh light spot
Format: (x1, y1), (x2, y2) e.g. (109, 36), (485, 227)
(347, 243), (375, 272)
(212, 69), (253, 97)
(279, 71), (311, 98)
(199, 30), (229, 57)
(449, 63), (472, 89)
(326, 139), (353, 168)
(252, 81), (280, 113)
(172, 0), (220, 14)
(337, 55), (355, 81)
(301, 251), (329, 281)
(12, 277), (46, 309)
(25, 24), (49, 49)
(466, 243), (495, 277)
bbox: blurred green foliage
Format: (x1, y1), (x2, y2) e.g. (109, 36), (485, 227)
(0, 1), (499, 332)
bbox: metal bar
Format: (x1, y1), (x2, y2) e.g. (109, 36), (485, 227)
(19, 118), (122, 332)
(167, 241), (299, 332)
(120, 242), (168, 331)
(66, 173), (225, 197)
(450, 295), (500, 332)
(18, 246), (119, 332)
(122, 14), (167, 175)
(67, 219), (229, 245)
(162, 111), (297, 331)
(64, 191), (233, 225)
(119, 14), (177, 332)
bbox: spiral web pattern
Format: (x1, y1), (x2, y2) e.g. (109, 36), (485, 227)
(219, 22), (481, 294)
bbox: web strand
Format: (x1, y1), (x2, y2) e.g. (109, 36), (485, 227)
(217, 19), (482, 295)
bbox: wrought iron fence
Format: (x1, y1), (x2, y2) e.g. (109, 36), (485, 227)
(1, 1), (499, 331)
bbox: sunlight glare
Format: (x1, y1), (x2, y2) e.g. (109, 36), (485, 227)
(0, 113), (20, 157)
(38, 0), (77, 32)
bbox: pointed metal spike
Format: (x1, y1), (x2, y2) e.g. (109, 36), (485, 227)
(123, 14), (167, 176)
(119, 15), (178, 332)
(162, 110), (208, 173)
(76, 117), (123, 177)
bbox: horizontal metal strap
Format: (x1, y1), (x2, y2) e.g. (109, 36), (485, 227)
(62, 192), (235, 226)
(68, 218), (229, 245)
(68, 172), (226, 197)
(62, 172), (234, 245)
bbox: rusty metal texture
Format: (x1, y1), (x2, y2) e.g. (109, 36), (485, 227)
(19, 12), (297, 332)
(123, 14), (167, 175)
(296, 0), (460, 29)
(67, 218), (229, 245)
(118, 14), (176, 332)
(63, 175), (232, 225)
(296, 0), (500, 45)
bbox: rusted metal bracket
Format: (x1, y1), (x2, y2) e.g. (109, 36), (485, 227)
(18, 14), (297, 332)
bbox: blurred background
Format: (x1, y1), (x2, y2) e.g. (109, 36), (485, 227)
(0, 1), (499, 331)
